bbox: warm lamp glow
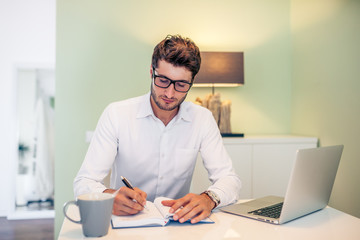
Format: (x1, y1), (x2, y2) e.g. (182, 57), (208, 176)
(194, 52), (244, 87)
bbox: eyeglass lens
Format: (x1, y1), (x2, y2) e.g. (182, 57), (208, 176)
(154, 77), (190, 92)
(152, 68), (191, 92)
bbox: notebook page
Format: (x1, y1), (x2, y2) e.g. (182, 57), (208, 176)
(153, 197), (214, 223)
(154, 197), (174, 219)
(111, 201), (168, 228)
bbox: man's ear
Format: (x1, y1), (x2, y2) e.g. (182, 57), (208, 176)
(150, 65), (153, 78)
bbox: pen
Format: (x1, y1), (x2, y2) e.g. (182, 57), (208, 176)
(121, 176), (148, 210)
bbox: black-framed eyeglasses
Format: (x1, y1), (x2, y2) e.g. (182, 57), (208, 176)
(152, 67), (192, 93)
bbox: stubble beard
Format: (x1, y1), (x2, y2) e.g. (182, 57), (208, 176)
(150, 84), (187, 111)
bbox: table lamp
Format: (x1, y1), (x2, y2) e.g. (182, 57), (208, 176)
(193, 51), (244, 137)
(193, 51), (244, 92)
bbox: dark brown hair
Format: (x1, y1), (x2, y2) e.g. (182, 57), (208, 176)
(151, 35), (201, 80)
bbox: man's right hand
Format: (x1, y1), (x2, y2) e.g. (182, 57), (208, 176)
(103, 187), (147, 215)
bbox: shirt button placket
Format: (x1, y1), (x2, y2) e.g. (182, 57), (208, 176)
(157, 129), (167, 197)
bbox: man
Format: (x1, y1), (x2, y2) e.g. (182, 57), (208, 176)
(74, 35), (241, 224)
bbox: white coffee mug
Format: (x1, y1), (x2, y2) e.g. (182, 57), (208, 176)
(63, 192), (114, 237)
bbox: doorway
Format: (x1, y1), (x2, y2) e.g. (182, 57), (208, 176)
(8, 67), (55, 219)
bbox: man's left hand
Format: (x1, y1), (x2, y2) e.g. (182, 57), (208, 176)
(161, 193), (215, 224)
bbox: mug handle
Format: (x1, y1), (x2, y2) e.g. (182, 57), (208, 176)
(63, 200), (81, 224)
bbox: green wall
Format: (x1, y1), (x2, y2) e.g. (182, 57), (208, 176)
(56, 0), (358, 237)
(290, 0), (360, 218)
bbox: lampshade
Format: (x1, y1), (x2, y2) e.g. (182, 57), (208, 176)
(193, 51), (244, 87)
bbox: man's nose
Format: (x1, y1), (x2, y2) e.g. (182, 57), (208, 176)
(164, 82), (176, 98)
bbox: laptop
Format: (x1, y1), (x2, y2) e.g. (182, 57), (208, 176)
(220, 145), (343, 224)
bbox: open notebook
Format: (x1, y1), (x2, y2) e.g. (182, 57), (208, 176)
(111, 197), (214, 228)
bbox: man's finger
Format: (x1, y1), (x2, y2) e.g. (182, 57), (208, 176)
(169, 195), (193, 213)
(133, 187), (147, 207)
(174, 199), (199, 221)
(114, 188), (144, 212)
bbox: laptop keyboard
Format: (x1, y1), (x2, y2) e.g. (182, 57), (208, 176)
(248, 202), (283, 218)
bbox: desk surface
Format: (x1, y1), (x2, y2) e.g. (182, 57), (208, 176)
(59, 203), (360, 240)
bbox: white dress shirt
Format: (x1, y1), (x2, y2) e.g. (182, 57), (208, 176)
(74, 92), (241, 208)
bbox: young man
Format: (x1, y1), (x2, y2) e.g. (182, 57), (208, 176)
(74, 35), (241, 224)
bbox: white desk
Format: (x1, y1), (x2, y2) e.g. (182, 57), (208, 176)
(59, 202), (360, 240)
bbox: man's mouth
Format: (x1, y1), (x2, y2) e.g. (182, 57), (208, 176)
(161, 97), (175, 104)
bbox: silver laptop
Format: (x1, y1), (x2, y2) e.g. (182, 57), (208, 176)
(220, 145), (343, 224)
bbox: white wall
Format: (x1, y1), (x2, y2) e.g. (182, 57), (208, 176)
(0, 0), (55, 216)
(290, 0), (360, 218)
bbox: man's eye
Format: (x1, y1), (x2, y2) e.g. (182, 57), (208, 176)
(176, 82), (186, 88)
(159, 78), (170, 84)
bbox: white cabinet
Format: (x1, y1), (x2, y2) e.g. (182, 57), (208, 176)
(190, 135), (318, 199)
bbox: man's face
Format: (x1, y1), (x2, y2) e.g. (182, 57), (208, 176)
(150, 60), (192, 112)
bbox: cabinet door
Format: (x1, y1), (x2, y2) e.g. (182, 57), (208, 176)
(190, 144), (252, 199)
(225, 144), (252, 198)
(252, 143), (316, 198)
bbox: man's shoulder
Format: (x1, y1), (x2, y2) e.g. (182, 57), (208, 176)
(180, 101), (215, 125)
(101, 93), (149, 120)
(107, 94), (147, 110)
(181, 101), (220, 137)
(182, 101), (212, 116)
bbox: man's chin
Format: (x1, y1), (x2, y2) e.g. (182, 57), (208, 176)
(158, 103), (178, 111)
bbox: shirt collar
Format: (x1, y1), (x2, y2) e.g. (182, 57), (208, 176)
(137, 92), (155, 119)
(136, 92), (192, 123)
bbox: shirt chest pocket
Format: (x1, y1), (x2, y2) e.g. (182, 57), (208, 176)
(172, 148), (198, 180)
